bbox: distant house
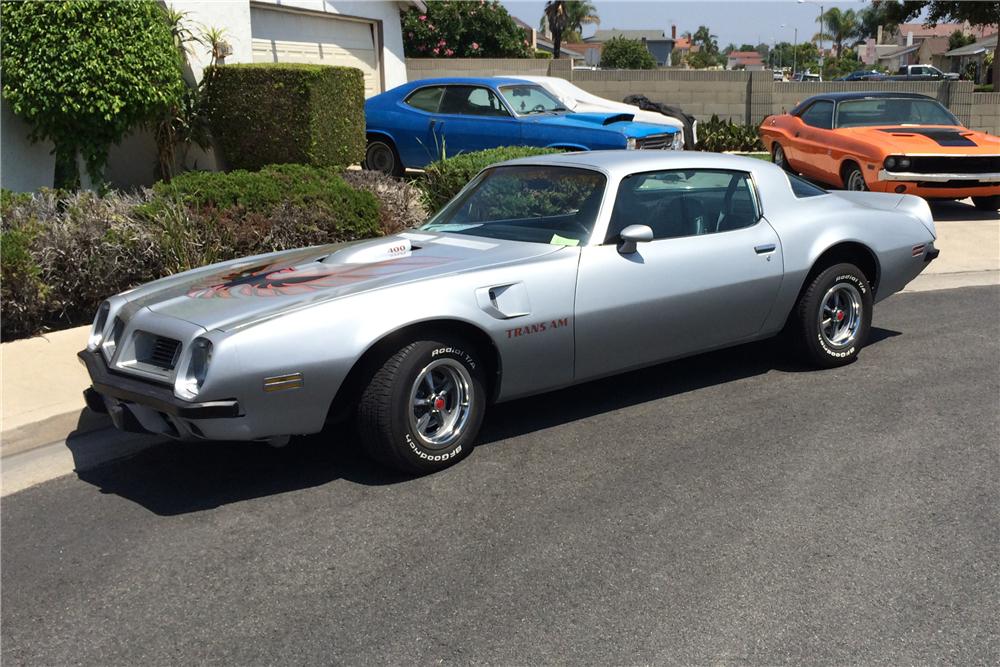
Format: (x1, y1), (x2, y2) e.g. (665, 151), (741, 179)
(877, 35), (952, 71)
(584, 29), (674, 67)
(943, 34), (997, 83)
(872, 21), (998, 71)
(726, 50), (764, 71)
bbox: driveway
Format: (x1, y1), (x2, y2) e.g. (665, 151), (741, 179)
(3, 285), (997, 665)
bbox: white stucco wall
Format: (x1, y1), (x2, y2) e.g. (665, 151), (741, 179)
(1, 98), (56, 192)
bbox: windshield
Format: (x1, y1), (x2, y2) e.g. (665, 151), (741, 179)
(498, 84), (567, 115)
(836, 98), (959, 128)
(421, 165), (606, 245)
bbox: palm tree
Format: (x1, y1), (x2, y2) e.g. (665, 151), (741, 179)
(814, 7), (860, 57)
(540, 1), (599, 58)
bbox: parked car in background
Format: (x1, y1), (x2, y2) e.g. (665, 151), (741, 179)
(834, 70), (887, 81)
(363, 77), (681, 175)
(760, 92), (1000, 209)
(792, 71), (822, 82)
(889, 64), (959, 81)
(501, 75), (696, 148)
(80, 152), (939, 474)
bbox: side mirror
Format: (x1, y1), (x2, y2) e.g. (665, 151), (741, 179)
(617, 224), (653, 255)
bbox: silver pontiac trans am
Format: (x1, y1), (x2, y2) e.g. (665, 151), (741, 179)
(81, 152), (939, 472)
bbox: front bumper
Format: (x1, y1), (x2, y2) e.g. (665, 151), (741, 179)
(872, 170), (1000, 199)
(79, 348), (240, 437)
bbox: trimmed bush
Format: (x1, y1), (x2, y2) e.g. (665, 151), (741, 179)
(419, 146), (561, 212)
(202, 64), (365, 170)
(340, 170), (429, 235)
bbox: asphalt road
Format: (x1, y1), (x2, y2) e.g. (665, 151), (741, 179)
(3, 286), (998, 665)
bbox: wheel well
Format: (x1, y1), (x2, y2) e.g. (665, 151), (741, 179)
(839, 159), (862, 188)
(805, 241), (880, 296)
(326, 319), (502, 423)
(366, 132), (396, 147)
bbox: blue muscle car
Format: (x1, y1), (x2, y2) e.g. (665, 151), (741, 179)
(363, 77), (681, 175)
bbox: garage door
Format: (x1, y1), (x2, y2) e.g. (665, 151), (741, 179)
(250, 6), (382, 97)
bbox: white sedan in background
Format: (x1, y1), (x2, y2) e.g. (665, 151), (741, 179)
(503, 75), (697, 148)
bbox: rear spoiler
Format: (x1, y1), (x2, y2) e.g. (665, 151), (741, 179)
(833, 191), (936, 238)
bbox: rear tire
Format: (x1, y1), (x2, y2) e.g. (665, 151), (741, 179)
(356, 338), (486, 474)
(843, 162), (868, 191)
(363, 138), (403, 177)
(972, 195), (1000, 211)
(791, 263), (873, 368)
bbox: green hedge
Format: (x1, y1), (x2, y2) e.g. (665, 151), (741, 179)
(419, 146), (561, 212)
(696, 115), (764, 152)
(202, 63), (365, 170)
(0, 165), (403, 341)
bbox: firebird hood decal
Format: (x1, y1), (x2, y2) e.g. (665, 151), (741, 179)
(877, 127), (978, 147)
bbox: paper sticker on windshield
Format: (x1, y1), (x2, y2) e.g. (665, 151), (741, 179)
(550, 234), (580, 247)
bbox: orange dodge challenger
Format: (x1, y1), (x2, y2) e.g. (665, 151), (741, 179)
(759, 92), (1000, 210)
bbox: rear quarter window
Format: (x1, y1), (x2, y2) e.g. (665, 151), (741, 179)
(787, 172), (827, 198)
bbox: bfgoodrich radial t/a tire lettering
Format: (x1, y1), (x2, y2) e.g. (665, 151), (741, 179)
(356, 338), (486, 473)
(793, 262), (873, 368)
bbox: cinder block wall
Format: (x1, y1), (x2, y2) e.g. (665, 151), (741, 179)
(969, 93), (1000, 135)
(405, 58), (551, 79)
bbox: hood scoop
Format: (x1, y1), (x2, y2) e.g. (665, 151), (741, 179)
(877, 127), (978, 147)
(562, 112), (635, 126)
(324, 238), (413, 265)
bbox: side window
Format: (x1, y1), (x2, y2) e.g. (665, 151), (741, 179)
(607, 169), (760, 242)
(787, 172), (827, 198)
(439, 86), (510, 117)
(405, 86), (444, 113)
(799, 100), (834, 129)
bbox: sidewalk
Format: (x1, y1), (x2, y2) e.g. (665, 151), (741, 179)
(1, 215), (997, 491)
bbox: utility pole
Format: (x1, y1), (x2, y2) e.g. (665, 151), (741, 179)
(793, 27), (798, 76)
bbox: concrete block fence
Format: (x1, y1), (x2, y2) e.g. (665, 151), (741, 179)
(404, 59), (994, 134)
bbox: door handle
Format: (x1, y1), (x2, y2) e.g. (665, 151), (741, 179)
(794, 131), (801, 137)
(754, 243), (776, 254)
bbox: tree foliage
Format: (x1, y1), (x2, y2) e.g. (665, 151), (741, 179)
(539, 1), (599, 58)
(685, 26), (723, 68)
(600, 36), (658, 69)
(0, 0), (186, 189)
(814, 7), (862, 56)
(401, 1), (531, 58)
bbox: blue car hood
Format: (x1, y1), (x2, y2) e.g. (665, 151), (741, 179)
(530, 112), (677, 138)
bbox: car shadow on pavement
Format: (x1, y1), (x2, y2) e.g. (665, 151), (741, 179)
(929, 200), (999, 222)
(74, 328), (900, 516)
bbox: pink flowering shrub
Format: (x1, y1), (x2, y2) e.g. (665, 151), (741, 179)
(401, 0), (531, 58)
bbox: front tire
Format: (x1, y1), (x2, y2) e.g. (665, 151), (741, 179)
(792, 263), (873, 368)
(356, 338), (486, 473)
(843, 162), (868, 191)
(972, 195), (1000, 211)
(363, 138), (403, 177)
(772, 143), (791, 172)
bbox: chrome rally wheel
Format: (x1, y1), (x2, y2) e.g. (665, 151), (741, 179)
(818, 283), (863, 349)
(408, 359), (473, 449)
(844, 164), (868, 191)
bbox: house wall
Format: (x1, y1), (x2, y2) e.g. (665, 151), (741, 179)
(1, 100), (56, 192)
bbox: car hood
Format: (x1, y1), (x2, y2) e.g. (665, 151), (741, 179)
(121, 234), (563, 332)
(531, 112), (677, 138)
(838, 125), (1000, 153)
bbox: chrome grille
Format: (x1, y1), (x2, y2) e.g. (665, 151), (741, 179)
(637, 134), (672, 150)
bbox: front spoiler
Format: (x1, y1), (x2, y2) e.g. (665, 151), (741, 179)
(78, 349), (240, 420)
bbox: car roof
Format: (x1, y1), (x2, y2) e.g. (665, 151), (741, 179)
(492, 150), (774, 179)
(789, 91), (935, 115)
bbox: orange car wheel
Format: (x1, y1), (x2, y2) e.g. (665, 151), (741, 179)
(772, 143), (791, 172)
(842, 163), (868, 192)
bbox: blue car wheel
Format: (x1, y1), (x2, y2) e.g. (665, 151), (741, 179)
(364, 138), (403, 177)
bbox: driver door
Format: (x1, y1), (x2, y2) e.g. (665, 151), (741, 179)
(573, 169), (784, 381)
(431, 86), (522, 156)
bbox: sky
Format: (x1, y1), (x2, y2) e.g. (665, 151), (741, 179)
(499, 0), (909, 48)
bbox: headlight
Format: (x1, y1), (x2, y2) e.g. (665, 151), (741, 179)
(626, 137), (637, 150)
(671, 131), (684, 150)
(101, 317), (124, 360)
(87, 302), (110, 351)
(177, 338), (212, 399)
(885, 156), (896, 169)
(898, 157), (911, 169)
